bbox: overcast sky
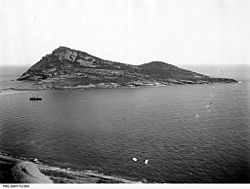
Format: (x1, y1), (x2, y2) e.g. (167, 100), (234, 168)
(0, 0), (249, 67)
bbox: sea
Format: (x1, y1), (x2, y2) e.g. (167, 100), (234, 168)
(0, 64), (249, 183)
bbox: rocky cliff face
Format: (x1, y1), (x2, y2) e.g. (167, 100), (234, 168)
(18, 46), (237, 89)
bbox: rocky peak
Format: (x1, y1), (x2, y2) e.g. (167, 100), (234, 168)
(52, 46), (71, 53)
(52, 46), (78, 62)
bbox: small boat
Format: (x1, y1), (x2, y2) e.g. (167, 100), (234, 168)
(29, 95), (42, 101)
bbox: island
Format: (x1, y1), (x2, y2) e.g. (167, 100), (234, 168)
(17, 46), (237, 90)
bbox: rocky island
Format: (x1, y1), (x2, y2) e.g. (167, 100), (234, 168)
(17, 46), (237, 90)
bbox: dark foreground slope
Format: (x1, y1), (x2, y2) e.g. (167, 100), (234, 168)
(0, 153), (138, 183)
(18, 46), (237, 89)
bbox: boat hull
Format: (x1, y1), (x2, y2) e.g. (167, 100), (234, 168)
(29, 98), (42, 101)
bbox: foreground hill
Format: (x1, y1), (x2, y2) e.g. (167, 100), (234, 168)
(0, 153), (138, 183)
(17, 46), (237, 89)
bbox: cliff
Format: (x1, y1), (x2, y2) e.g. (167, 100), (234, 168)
(17, 46), (237, 89)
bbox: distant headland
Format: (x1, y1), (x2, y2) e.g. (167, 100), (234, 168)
(17, 46), (238, 90)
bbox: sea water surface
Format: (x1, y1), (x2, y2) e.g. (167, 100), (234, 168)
(0, 65), (249, 183)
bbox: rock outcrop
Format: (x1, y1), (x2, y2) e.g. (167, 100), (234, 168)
(17, 46), (238, 89)
(11, 162), (53, 183)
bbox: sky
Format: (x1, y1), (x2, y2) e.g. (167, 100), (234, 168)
(0, 0), (250, 67)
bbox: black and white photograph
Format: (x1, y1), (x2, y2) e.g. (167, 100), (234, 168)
(0, 0), (249, 187)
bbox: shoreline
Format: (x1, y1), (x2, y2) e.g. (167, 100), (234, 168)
(0, 152), (140, 183)
(0, 79), (241, 93)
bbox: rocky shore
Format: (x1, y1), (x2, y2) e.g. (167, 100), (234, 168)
(0, 153), (139, 183)
(25, 78), (237, 91)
